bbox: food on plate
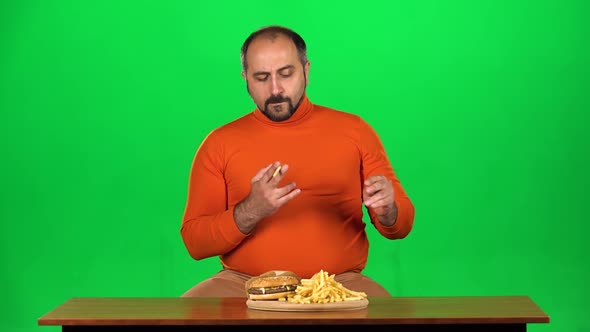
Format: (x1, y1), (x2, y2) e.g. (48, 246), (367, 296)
(245, 270), (368, 304)
(245, 271), (301, 300)
(286, 270), (368, 304)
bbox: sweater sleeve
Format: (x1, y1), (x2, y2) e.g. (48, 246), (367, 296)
(180, 130), (248, 260)
(358, 118), (415, 239)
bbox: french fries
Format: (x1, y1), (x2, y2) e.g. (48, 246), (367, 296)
(286, 270), (368, 304)
(272, 165), (282, 178)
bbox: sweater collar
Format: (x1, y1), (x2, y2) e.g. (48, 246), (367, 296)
(252, 94), (313, 126)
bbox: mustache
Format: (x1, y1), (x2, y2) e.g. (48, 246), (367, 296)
(265, 95), (291, 106)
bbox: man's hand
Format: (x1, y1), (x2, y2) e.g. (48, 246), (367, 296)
(363, 175), (397, 226)
(234, 161), (301, 234)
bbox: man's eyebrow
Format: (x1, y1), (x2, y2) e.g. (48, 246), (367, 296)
(278, 65), (295, 72)
(252, 65), (295, 76)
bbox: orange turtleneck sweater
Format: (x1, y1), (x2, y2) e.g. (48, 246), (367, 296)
(180, 95), (415, 278)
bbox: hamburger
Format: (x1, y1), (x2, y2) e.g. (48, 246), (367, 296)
(245, 271), (301, 300)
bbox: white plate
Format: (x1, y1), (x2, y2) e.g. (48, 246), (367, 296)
(246, 298), (369, 312)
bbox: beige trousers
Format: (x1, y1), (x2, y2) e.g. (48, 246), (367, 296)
(181, 269), (391, 297)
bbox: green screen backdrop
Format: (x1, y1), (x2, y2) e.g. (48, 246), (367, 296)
(1, 1), (588, 331)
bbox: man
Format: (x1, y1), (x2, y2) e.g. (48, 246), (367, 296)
(180, 25), (415, 297)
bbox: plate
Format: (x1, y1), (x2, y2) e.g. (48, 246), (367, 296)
(246, 298), (369, 312)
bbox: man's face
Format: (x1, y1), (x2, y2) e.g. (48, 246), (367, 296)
(243, 35), (310, 122)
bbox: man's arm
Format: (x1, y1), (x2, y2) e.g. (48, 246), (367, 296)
(180, 132), (248, 260)
(358, 118), (415, 239)
(181, 142), (301, 260)
(369, 176), (414, 239)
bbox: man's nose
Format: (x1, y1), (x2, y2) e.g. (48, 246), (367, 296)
(271, 76), (284, 96)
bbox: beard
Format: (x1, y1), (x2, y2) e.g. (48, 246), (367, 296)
(263, 95), (296, 122)
(246, 76), (306, 122)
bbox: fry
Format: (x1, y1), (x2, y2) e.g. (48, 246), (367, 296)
(272, 165), (282, 178)
(286, 270), (368, 304)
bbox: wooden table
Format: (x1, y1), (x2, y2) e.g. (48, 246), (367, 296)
(38, 296), (550, 331)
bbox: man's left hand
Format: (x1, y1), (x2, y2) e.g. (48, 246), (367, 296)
(363, 175), (397, 226)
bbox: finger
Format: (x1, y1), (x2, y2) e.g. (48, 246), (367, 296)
(367, 178), (394, 196)
(364, 175), (384, 186)
(252, 163), (273, 183)
(366, 196), (394, 209)
(364, 192), (392, 207)
(271, 164), (289, 183)
(364, 181), (385, 195)
(363, 187), (378, 202)
(275, 181), (297, 198)
(277, 187), (302, 205)
(272, 165), (282, 178)
(362, 190), (370, 202)
(261, 161), (281, 183)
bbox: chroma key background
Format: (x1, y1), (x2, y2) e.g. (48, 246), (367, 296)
(1, 1), (587, 331)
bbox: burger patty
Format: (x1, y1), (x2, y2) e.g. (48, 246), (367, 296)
(247, 284), (298, 295)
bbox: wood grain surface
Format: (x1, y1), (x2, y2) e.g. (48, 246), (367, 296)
(38, 296), (550, 326)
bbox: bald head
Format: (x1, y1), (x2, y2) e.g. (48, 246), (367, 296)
(241, 25), (308, 72)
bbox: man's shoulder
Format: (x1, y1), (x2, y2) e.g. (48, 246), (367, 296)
(314, 102), (358, 116)
(313, 103), (365, 124)
(311, 102), (380, 138)
(206, 112), (255, 138)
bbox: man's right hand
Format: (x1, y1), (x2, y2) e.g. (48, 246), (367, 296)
(234, 161), (301, 234)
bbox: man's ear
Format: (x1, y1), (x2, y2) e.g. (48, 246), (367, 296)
(242, 71), (247, 80)
(304, 61), (311, 85)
